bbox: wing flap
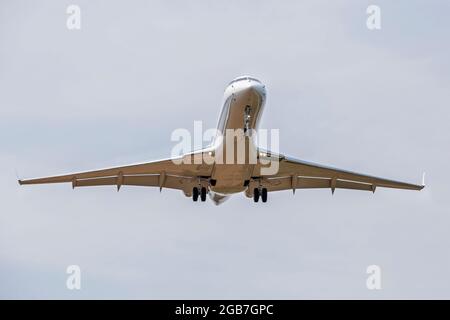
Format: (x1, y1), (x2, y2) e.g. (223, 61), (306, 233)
(74, 175), (161, 188)
(263, 176), (374, 192)
(75, 177), (117, 187)
(69, 174), (194, 192)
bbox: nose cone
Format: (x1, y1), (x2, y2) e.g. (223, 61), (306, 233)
(243, 81), (266, 97)
(229, 76), (266, 98)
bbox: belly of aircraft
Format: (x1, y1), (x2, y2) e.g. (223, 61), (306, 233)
(210, 164), (251, 194)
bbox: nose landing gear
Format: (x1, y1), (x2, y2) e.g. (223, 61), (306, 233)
(244, 105), (252, 135)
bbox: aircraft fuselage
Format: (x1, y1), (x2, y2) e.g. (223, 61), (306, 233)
(209, 76), (266, 196)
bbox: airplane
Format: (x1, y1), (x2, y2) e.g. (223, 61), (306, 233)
(18, 76), (424, 205)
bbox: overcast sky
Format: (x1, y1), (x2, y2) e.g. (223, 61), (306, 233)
(1, 0), (449, 299)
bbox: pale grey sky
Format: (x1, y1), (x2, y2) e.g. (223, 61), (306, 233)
(1, 0), (449, 299)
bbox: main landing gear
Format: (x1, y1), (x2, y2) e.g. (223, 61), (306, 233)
(253, 188), (268, 203)
(192, 186), (207, 202)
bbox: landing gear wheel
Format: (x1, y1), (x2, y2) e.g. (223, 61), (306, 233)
(261, 188), (268, 203)
(192, 187), (199, 202)
(253, 188), (260, 202)
(200, 187), (207, 202)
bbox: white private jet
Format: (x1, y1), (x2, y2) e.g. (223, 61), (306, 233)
(19, 76), (424, 205)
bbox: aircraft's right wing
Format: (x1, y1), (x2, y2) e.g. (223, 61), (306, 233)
(252, 151), (424, 194)
(18, 152), (214, 195)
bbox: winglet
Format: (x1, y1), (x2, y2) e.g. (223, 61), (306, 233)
(16, 169), (23, 185)
(422, 172), (426, 187)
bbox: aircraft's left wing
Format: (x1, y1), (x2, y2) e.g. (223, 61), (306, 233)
(18, 152), (214, 195)
(252, 152), (424, 194)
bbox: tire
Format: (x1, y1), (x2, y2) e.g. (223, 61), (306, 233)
(253, 188), (260, 202)
(261, 188), (268, 203)
(192, 187), (199, 202)
(200, 187), (207, 202)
